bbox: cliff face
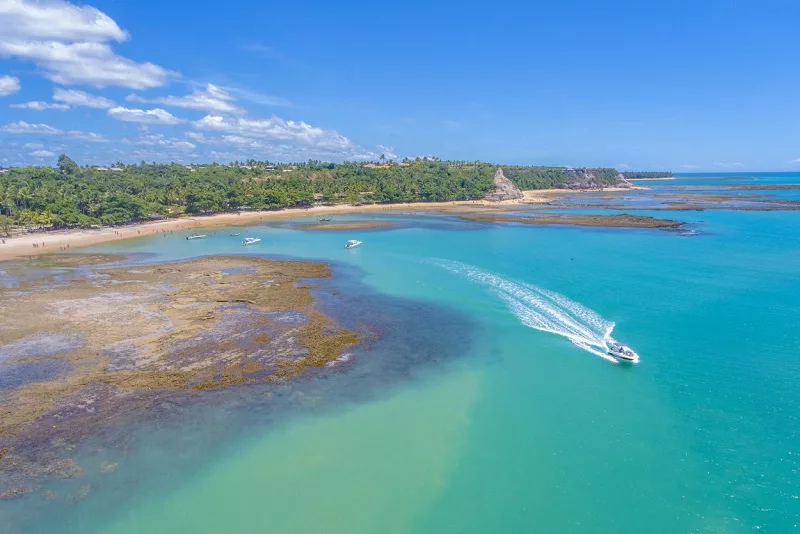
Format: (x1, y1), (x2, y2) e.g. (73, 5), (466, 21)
(562, 169), (629, 190)
(485, 168), (524, 201)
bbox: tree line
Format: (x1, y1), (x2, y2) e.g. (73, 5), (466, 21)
(0, 154), (624, 234)
(621, 171), (673, 179)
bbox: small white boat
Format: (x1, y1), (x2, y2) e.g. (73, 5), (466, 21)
(608, 342), (639, 363)
(344, 239), (362, 249)
(230, 232), (241, 236)
(186, 234), (206, 240)
(242, 237), (262, 246)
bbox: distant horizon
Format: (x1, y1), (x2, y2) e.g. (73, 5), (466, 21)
(2, 0), (799, 171)
(4, 156), (800, 176)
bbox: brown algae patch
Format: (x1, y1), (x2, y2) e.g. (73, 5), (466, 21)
(0, 254), (362, 492)
(461, 213), (685, 229)
(296, 221), (398, 231)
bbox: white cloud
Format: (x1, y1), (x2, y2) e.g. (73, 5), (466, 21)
(182, 116), (398, 162)
(223, 85), (292, 107)
(23, 142), (43, 149)
(0, 0), (127, 42)
(30, 149), (55, 158)
(2, 120), (63, 134)
(220, 135), (266, 148)
(67, 130), (108, 142)
(53, 87), (115, 108)
(193, 114), (352, 149)
(375, 144), (398, 160)
(124, 133), (195, 149)
(126, 83), (242, 114)
(680, 164), (699, 170)
(185, 131), (208, 142)
(0, 75), (21, 96)
(789, 158), (800, 164)
(10, 100), (70, 111)
(0, 0), (173, 89)
(108, 106), (183, 125)
(616, 163), (631, 170)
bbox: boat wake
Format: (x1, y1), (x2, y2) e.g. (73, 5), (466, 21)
(432, 260), (620, 363)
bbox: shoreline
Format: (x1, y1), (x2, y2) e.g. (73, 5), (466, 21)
(0, 187), (637, 261)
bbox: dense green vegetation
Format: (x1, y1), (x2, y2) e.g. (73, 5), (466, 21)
(0, 155), (623, 233)
(621, 171), (673, 179)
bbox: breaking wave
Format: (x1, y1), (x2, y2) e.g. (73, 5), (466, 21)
(432, 260), (620, 363)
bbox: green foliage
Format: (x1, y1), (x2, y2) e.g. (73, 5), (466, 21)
(0, 156), (630, 231)
(0, 215), (11, 237)
(621, 171), (673, 179)
(57, 153), (79, 176)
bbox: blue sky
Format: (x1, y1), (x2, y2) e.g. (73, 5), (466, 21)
(1, 0), (799, 170)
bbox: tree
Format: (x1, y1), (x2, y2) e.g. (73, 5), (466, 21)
(0, 215), (12, 237)
(57, 154), (79, 176)
(0, 159), (626, 229)
(186, 188), (224, 214)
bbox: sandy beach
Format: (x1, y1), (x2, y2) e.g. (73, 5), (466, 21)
(0, 188), (635, 261)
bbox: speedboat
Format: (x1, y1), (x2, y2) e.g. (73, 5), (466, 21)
(242, 237), (262, 246)
(319, 218), (332, 222)
(186, 234), (206, 240)
(344, 239), (362, 249)
(230, 232), (241, 236)
(608, 342), (639, 363)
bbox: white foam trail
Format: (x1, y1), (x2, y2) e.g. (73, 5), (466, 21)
(432, 259), (619, 363)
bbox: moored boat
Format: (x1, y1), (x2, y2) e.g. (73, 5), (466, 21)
(242, 237), (262, 246)
(344, 239), (362, 249)
(186, 234), (206, 240)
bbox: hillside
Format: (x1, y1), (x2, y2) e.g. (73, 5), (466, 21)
(0, 156), (626, 232)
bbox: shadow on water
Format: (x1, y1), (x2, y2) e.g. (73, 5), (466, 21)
(2, 260), (480, 534)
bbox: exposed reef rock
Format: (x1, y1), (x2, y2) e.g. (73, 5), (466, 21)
(461, 213), (685, 230)
(0, 254), (363, 496)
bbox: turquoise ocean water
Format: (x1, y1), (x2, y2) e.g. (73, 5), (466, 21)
(2, 174), (799, 532)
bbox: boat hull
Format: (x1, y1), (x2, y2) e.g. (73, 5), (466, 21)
(608, 351), (638, 363)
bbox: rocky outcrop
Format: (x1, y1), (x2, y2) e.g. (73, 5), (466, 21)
(485, 168), (524, 201)
(559, 169), (628, 190)
(616, 173), (634, 188)
(563, 169), (601, 190)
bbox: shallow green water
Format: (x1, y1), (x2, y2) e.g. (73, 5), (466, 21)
(4, 175), (800, 532)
